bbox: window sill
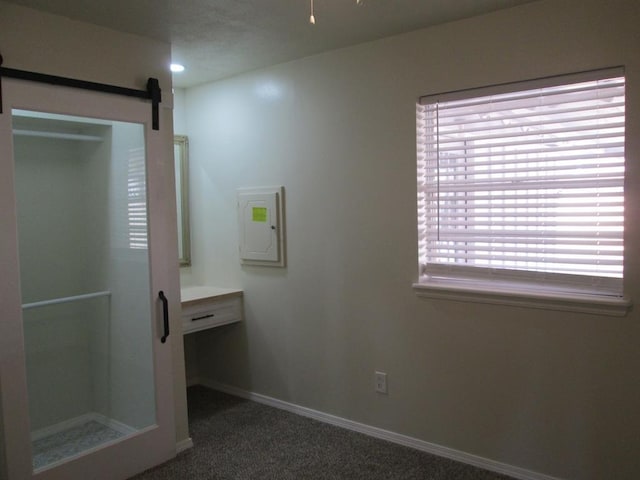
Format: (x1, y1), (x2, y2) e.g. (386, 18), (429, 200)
(412, 280), (632, 317)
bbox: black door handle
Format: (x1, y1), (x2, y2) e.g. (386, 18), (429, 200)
(159, 290), (169, 343)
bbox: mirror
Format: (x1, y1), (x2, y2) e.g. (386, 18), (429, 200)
(174, 135), (191, 266)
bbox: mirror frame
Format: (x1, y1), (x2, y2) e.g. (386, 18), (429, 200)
(174, 135), (191, 266)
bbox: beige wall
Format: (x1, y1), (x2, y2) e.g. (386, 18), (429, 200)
(0, 0), (190, 460)
(180, 0), (640, 478)
(0, 2), (170, 96)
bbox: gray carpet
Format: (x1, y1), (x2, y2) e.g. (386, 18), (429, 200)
(131, 386), (515, 480)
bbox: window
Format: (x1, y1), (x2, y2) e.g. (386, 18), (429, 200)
(415, 68), (629, 314)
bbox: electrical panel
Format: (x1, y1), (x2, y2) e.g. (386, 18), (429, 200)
(237, 186), (285, 267)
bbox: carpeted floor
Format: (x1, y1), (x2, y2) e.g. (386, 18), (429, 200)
(131, 385), (515, 480)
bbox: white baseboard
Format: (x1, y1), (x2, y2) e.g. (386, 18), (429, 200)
(194, 378), (562, 480)
(176, 437), (194, 453)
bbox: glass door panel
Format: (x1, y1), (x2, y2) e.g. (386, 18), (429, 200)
(12, 110), (156, 472)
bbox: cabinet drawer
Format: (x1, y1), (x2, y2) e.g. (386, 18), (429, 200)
(181, 296), (242, 334)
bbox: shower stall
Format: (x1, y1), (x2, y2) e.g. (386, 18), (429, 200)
(12, 110), (157, 471)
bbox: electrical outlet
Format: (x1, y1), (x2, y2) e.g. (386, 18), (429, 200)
(375, 371), (388, 394)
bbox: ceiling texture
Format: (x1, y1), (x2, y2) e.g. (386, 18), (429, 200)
(4, 0), (538, 88)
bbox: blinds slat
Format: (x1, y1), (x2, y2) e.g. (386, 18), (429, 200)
(417, 190), (623, 203)
(431, 163), (623, 178)
(433, 129), (623, 149)
(419, 200), (624, 210)
(428, 178), (623, 193)
(436, 92), (625, 122)
(417, 149), (624, 167)
(424, 230), (623, 240)
(424, 237), (622, 246)
(433, 101), (625, 127)
(434, 83), (624, 112)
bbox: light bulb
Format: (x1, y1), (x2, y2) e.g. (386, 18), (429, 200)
(310, 0), (316, 24)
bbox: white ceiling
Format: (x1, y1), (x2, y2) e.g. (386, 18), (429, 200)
(5, 0), (538, 88)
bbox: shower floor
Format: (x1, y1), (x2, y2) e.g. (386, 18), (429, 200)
(32, 418), (127, 470)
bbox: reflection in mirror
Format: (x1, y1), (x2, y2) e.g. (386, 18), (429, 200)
(174, 135), (190, 266)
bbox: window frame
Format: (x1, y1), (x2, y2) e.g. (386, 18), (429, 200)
(413, 68), (631, 316)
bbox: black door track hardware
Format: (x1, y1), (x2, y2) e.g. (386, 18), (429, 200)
(0, 53), (162, 130)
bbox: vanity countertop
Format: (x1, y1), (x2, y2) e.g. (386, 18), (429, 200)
(180, 286), (243, 308)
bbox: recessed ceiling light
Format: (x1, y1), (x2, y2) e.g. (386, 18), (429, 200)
(170, 63), (185, 73)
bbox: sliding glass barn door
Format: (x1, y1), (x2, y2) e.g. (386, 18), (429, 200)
(0, 79), (176, 480)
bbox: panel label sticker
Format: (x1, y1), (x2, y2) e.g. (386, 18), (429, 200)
(252, 207), (268, 222)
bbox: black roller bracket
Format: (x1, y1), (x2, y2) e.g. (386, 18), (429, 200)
(147, 78), (161, 131)
(0, 52), (161, 130)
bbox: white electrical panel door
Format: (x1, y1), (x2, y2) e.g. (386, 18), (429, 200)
(237, 187), (285, 266)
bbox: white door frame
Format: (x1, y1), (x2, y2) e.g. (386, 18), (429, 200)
(0, 78), (177, 480)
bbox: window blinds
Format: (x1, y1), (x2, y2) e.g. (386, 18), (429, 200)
(127, 147), (148, 250)
(416, 68), (625, 294)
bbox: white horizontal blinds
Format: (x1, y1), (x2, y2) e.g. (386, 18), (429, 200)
(417, 69), (625, 292)
(128, 147), (148, 249)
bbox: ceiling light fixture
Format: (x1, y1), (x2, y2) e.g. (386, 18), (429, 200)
(310, 0), (364, 25)
(170, 63), (185, 73)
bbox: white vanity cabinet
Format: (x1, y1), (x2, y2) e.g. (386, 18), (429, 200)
(180, 286), (243, 334)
